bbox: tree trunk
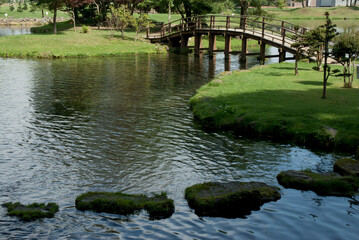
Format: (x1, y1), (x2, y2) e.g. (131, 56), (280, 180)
(295, 53), (299, 76)
(240, 0), (248, 29)
(53, 5), (57, 34)
(42, 9), (44, 18)
(302, 0), (305, 8)
(73, 8), (76, 31)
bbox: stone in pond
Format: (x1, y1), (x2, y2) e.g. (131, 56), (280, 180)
(75, 191), (174, 220)
(277, 170), (359, 197)
(2, 202), (59, 221)
(184, 181), (281, 218)
(334, 158), (359, 177)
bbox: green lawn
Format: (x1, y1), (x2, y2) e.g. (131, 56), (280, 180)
(0, 5), (68, 19)
(0, 24), (163, 58)
(190, 62), (359, 154)
(266, 6), (359, 19)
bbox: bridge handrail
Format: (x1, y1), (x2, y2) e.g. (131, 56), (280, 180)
(147, 15), (308, 50)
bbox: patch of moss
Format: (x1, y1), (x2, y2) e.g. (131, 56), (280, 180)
(334, 158), (359, 177)
(185, 182), (281, 218)
(75, 191), (174, 220)
(277, 170), (359, 197)
(2, 202), (59, 221)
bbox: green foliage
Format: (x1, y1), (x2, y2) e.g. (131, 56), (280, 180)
(17, 3), (23, 12)
(2, 202), (59, 221)
(23, 3), (28, 11)
(332, 32), (359, 88)
(134, 13), (154, 41)
(81, 25), (90, 33)
(75, 191), (174, 220)
(108, 5), (136, 38)
(9, 4), (14, 11)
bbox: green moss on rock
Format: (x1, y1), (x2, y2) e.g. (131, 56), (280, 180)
(75, 191), (174, 220)
(184, 182), (281, 218)
(277, 170), (359, 197)
(334, 158), (359, 177)
(2, 202), (59, 221)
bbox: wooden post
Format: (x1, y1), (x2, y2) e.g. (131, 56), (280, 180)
(146, 27), (150, 38)
(279, 48), (286, 63)
(169, 23), (172, 34)
(181, 33), (188, 48)
(240, 36), (247, 63)
(259, 42), (266, 65)
(225, 33), (232, 59)
(262, 17), (265, 38)
(225, 55), (231, 71)
(195, 33), (203, 55)
(208, 33), (217, 57)
(210, 16), (215, 29)
(208, 55), (216, 79)
(226, 16), (230, 30)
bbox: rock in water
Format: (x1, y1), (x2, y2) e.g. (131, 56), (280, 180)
(75, 191), (174, 220)
(334, 158), (359, 177)
(277, 170), (358, 197)
(2, 202), (59, 221)
(185, 182), (281, 218)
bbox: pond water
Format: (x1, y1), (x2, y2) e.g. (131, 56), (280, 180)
(0, 27), (359, 239)
(0, 26), (31, 37)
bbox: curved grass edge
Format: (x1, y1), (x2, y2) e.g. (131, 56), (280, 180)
(189, 62), (359, 155)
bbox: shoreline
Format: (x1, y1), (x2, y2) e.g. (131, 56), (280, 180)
(189, 62), (359, 157)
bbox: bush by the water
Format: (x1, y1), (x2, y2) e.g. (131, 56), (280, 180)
(76, 191), (174, 220)
(2, 202), (59, 221)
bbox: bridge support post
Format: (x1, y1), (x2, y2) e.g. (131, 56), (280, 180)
(259, 43), (266, 65)
(181, 34), (188, 48)
(240, 37), (247, 63)
(225, 55), (231, 71)
(195, 33), (203, 55)
(224, 34), (231, 59)
(279, 49), (286, 63)
(208, 33), (217, 57)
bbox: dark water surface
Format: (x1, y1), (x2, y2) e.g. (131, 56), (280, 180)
(0, 26), (31, 37)
(0, 33), (359, 238)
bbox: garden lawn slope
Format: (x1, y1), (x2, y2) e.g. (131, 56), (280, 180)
(190, 62), (359, 154)
(0, 28), (162, 58)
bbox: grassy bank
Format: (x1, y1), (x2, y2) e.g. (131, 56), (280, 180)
(266, 6), (359, 19)
(190, 62), (359, 154)
(0, 5), (68, 19)
(0, 24), (164, 58)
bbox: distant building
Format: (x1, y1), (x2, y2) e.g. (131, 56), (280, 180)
(287, 0), (317, 7)
(316, 0), (347, 6)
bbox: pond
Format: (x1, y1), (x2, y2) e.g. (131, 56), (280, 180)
(0, 27), (358, 239)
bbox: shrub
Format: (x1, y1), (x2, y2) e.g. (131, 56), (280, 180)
(81, 25), (90, 33)
(9, 4), (14, 11)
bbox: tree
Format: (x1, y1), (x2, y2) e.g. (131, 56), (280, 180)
(115, 0), (145, 15)
(303, 27), (326, 71)
(64, 0), (92, 31)
(108, 5), (135, 38)
(33, 0), (67, 34)
(291, 26), (307, 76)
(322, 12), (338, 99)
(332, 32), (359, 88)
(134, 13), (154, 41)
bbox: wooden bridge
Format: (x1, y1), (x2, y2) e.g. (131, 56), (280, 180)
(146, 15), (308, 63)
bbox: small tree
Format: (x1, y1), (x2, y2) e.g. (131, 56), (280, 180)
(332, 32), (359, 88)
(321, 12), (338, 99)
(291, 25), (308, 76)
(134, 14), (154, 41)
(108, 6), (135, 38)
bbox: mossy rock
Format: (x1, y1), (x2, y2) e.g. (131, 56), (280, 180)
(334, 158), (359, 177)
(185, 182), (281, 218)
(2, 202), (59, 221)
(75, 191), (174, 220)
(277, 170), (359, 197)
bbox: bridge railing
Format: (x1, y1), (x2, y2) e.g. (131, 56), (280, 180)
(147, 15), (308, 49)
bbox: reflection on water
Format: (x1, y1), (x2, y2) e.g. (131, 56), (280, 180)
(0, 54), (358, 239)
(0, 26), (31, 37)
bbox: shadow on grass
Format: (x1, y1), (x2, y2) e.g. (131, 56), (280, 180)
(192, 87), (359, 152)
(271, 66), (312, 71)
(30, 21), (72, 35)
(297, 81), (333, 86)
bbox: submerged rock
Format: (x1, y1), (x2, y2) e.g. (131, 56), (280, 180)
(75, 191), (174, 220)
(2, 202), (59, 221)
(185, 181), (281, 218)
(334, 158), (359, 177)
(277, 170), (359, 197)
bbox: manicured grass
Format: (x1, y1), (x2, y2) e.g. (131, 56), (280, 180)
(190, 62), (359, 154)
(0, 5), (68, 19)
(0, 25), (164, 58)
(266, 6), (359, 19)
